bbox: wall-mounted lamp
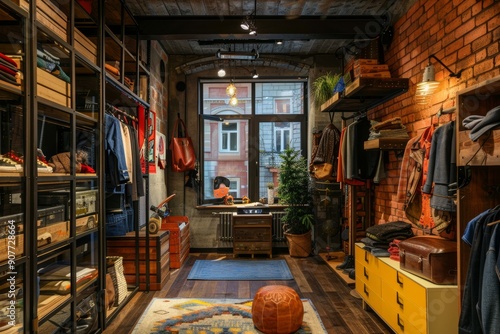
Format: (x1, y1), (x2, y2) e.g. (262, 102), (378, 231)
(415, 54), (463, 104)
(202, 115), (224, 122)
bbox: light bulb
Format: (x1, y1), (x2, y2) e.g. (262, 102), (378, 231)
(229, 96), (238, 106)
(226, 83), (237, 97)
(218, 68), (226, 77)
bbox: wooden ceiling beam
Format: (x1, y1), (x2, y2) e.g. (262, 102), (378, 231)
(135, 15), (387, 41)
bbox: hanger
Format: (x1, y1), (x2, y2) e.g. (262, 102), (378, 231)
(486, 205), (500, 226)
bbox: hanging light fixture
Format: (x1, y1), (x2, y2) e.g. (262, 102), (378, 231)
(229, 95), (238, 106)
(226, 81), (237, 97)
(415, 54), (463, 104)
(217, 68), (226, 77)
(251, 69), (259, 79)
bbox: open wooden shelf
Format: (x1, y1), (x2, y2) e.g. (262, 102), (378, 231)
(364, 137), (409, 150)
(321, 77), (409, 113)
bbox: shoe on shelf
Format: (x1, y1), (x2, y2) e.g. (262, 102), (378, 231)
(336, 255), (354, 270)
(348, 268), (356, 280)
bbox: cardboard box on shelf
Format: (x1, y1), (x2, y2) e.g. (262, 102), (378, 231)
(37, 67), (71, 107)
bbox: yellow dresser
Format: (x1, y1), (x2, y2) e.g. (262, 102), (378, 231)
(355, 243), (458, 334)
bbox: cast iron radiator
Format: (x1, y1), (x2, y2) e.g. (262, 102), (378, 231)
(215, 211), (286, 241)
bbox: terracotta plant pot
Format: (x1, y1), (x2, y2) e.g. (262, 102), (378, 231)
(284, 229), (312, 257)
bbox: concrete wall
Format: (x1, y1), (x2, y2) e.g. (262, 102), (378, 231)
(164, 56), (341, 249)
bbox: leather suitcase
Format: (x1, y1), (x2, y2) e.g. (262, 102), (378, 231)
(399, 236), (457, 285)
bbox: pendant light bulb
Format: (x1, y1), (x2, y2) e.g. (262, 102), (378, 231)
(229, 96), (238, 106)
(218, 68), (226, 77)
(226, 82), (237, 97)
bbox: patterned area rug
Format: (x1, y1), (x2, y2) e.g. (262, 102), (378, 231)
(187, 259), (294, 280)
(132, 298), (327, 334)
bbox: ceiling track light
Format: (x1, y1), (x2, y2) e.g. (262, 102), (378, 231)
(415, 54), (463, 104)
(241, 0), (257, 35)
(216, 49), (259, 60)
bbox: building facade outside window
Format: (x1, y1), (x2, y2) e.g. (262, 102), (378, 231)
(200, 80), (307, 204)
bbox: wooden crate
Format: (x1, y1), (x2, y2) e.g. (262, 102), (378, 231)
(107, 229), (170, 291)
(75, 28), (97, 65)
(14, 0), (69, 41)
(161, 217), (190, 269)
(37, 67), (71, 107)
(37, 220), (70, 247)
(0, 234), (24, 262)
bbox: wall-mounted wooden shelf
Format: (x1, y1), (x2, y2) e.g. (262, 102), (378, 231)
(321, 77), (409, 113)
(364, 137), (409, 150)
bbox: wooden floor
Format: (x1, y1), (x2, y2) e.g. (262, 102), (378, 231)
(102, 252), (393, 334)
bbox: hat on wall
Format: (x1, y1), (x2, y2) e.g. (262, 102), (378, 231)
(463, 105), (500, 141)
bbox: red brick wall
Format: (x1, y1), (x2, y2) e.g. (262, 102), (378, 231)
(368, 0), (500, 224)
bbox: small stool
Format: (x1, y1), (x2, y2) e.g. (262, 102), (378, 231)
(252, 285), (304, 334)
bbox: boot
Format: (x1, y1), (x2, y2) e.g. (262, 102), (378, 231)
(336, 255), (354, 270)
(348, 268), (356, 280)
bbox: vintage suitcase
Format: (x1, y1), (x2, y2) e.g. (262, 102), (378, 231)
(399, 236), (457, 285)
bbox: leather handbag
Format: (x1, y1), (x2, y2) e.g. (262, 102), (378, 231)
(169, 118), (196, 172)
(313, 162), (333, 181)
(399, 236), (457, 285)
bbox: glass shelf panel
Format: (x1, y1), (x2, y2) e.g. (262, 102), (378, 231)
(0, 185), (24, 265)
(0, 264), (25, 333)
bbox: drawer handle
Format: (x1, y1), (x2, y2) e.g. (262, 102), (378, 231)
(396, 291), (404, 308)
(363, 284), (369, 297)
(364, 251), (369, 263)
(363, 267), (369, 279)
(397, 314), (405, 330)
(396, 272), (404, 286)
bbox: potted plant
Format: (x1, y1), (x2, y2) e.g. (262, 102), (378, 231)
(278, 147), (315, 257)
(312, 72), (342, 109)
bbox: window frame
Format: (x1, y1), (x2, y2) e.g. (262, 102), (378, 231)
(198, 79), (308, 204)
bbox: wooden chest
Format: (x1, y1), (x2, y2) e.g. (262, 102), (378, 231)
(161, 216), (190, 269)
(106, 229), (170, 291)
(232, 213), (272, 258)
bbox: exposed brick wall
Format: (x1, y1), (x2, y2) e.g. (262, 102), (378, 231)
(368, 0), (500, 224)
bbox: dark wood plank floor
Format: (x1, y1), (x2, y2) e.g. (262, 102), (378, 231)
(102, 253), (393, 334)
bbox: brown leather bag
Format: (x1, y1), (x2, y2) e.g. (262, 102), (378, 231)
(169, 118), (196, 172)
(399, 236), (457, 285)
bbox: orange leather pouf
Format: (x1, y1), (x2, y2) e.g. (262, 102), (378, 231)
(252, 285), (304, 334)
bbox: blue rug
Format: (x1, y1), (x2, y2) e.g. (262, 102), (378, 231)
(187, 259), (294, 280)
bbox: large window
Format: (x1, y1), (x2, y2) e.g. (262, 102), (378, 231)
(200, 80), (307, 204)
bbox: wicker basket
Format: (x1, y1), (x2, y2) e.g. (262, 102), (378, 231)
(284, 230), (312, 257)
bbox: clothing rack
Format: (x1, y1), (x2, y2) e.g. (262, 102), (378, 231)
(105, 103), (138, 122)
(341, 111), (366, 121)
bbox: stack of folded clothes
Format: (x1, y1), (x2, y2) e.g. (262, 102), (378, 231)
(37, 46), (71, 83)
(368, 117), (409, 140)
(361, 221), (414, 257)
(388, 239), (401, 261)
(0, 52), (20, 86)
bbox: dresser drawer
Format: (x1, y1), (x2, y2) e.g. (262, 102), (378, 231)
(356, 279), (384, 310)
(355, 244), (383, 272)
(233, 227), (272, 241)
(379, 261), (427, 310)
(379, 305), (422, 334)
(382, 283), (427, 330)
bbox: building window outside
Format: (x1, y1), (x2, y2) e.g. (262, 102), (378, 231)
(274, 122), (291, 152)
(220, 122), (239, 152)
